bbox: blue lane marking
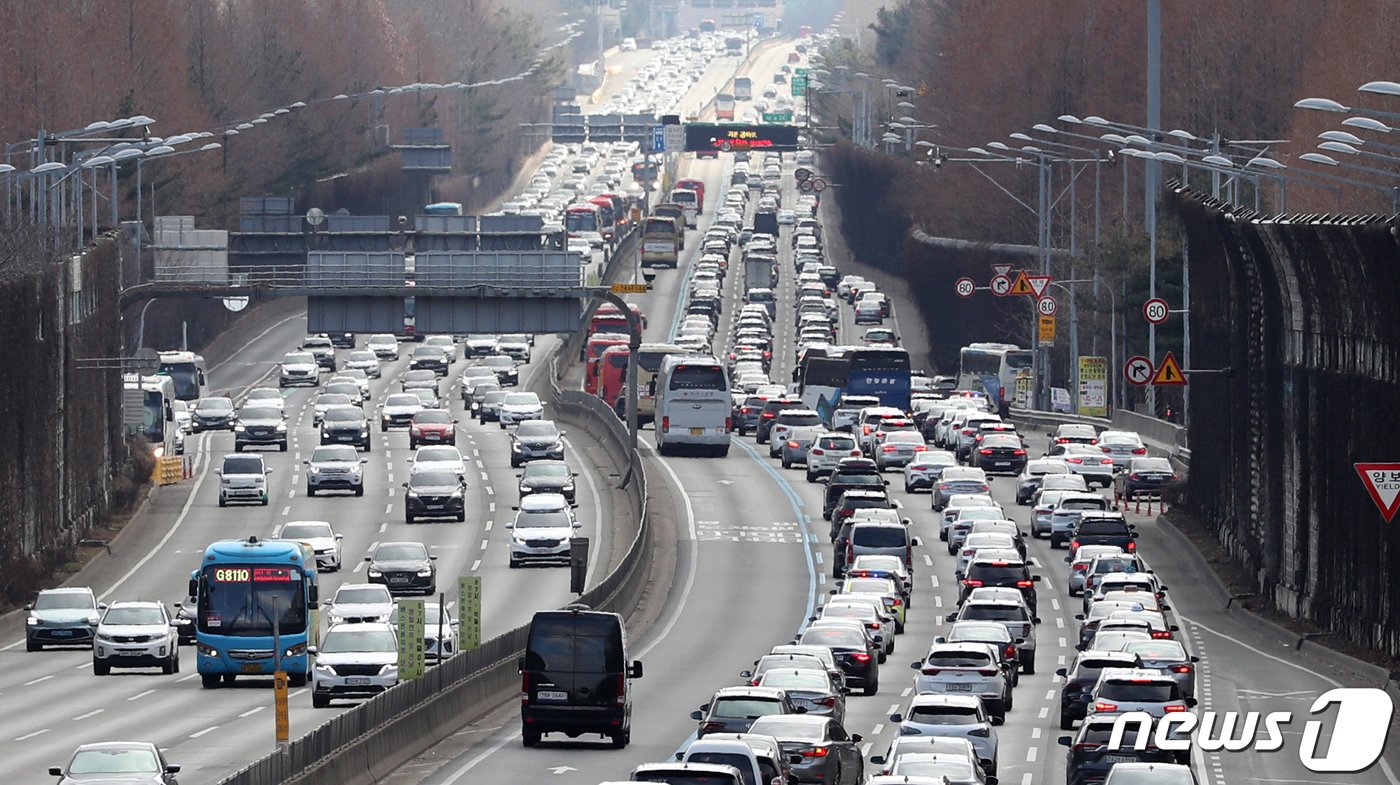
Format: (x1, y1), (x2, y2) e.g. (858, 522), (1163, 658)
(730, 436), (820, 640)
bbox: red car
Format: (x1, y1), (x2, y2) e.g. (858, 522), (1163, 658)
(409, 410), (457, 448)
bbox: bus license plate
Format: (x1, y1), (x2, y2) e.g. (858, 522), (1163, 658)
(241, 663), (262, 674)
(537, 690), (568, 702)
(690, 428), (704, 436)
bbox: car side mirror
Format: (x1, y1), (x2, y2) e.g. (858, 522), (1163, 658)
(572, 522), (582, 529)
(402, 482), (409, 489)
(265, 469), (273, 475)
(1185, 697), (1199, 708)
(934, 636), (946, 643)
(740, 669), (753, 678)
(911, 536), (921, 547)
(1131, 532), (1140, 538)
(909, 661), (922, 670)
(214, 469), (222, 476)
(360, 458), (369, 464)
(945, 613), (957, 623)
(166, 765), (181, 774)
(49, 768), (63, 777)
(690, 710), (703, 721)
(1055, 667), (1068, 678)
(1169, 624), (1180, 631)
(1159, 585), (1170, 593)
(1032, 575), (1042, 583)
(1191, 655), (1201, 663)
(1074, 614), (1085, 621)
(986, 777), (998, 785)
(1057, 736), (1073, 747)
(504, 523), (514, 529)
(869, 755), (885, 765)
(98, 602), (107, 610)
(24, 604), (33, 611)
(1064, 557), (1072, 563)
(429, 555), (438, 561)
(307, 646), (318, 656)
(629, 660), (644, 679)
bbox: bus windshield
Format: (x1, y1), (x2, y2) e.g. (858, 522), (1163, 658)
(199, 564), (307, 636)
(566, 209), (598, 233)
(158, 361), (201, 400)
(140, 390), (165, 443)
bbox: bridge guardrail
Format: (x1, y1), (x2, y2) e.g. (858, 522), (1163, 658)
(1009, 407), (1191, 470)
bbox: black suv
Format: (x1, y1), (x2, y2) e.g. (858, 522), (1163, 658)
(828, 490), (896, 541)
(960, 554), (1040, 615)
(410, 345), (450, 376)
(320, 406), (370, 451)
(300, 336), (337, 370)
(822, 462), (888, 520)
(755, 398), (806, 444)
(1054, 650), (1141, 730)
(1058, 716), (1186, 784)
(1070, 512), (1138, 556)
(970, 433), (1028, 475)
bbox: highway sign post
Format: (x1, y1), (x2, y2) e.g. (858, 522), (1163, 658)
(1143, 297), (1170, 325)
(790, 75), (807, 96)
(273, 670), (289, 747)
(1036, 296), (1058, 317)
(1008, 271), (1034, 296)
(954, 278), (976, 298)
(762, 111), (793, 123)
(1355, 463), (1400, 522)
(458, 576), (481, 651)
(798, 179), (814, 193)
(1151, 351), (1188, 386)
(650, 124), (666, 154)
(1124, 355), (1154, 386)
(989, 274), (1012, 296)
(663, 124), (685, 153)
(396, 599), (426, 680)
(811, 178), (828, 192)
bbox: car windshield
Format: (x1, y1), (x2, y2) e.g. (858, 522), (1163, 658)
(375, 544), (427, 561)
(852, 555), (902, 572)
(385, 395), (421, 407)
(369, 336), (395, 346)
(1135, 458), (1174, 472)
(960, 604), (1026, 622)
(349, 352), (375, 362)
(411, 472), (460, 488)
(199, 398), (233, 413)
(35, 592), (94, 610)
(405, 370), (435, 380)
(801, 628), (863, 647)
(781, 414), (822, 426)
(324, 408), (363, 422)
(852, 528), (906, 547)
(311, 446), (357, 463)
(102, 606), (164, 625)
(686, 753), (758, 785)
(1079, 520), (1130, 535)
(967, 564), (1027, 582)
(1101, 434), (1141, 446)
(516, 511), (573, 529)
(1125, 641), (1188, 659)
(747, 717), (825, 742)
(948, 623), (1010, 642)
(1099, 681), (1177, 702)
(69, 748), (160, 775)
(239, 407), (282, 421)
(414, 410), (452, 424)
(504, 393), (538, 405)
(316, 394), (351, 407)
(713, 697), (785, 718)
(284, 353), (314, 364)
(483, 357), (513, 367)
(335, 587), (390, 605)
(222, 456), (264, 475)
(927, 650), (993, 667)
(524, 463), (570, 478)
(894, 759), (974, 778)
(517, 421), (558, 438)
(633, 775), (741, 785)
(321, 628), (396, 653)
(281, 523), (332, 539)
(416, 448), (459, 462)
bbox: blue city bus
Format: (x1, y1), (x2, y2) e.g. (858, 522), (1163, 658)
(190, 537), (319, 688)
(423, 201), (464, 216)
(800, 348), (913, 421)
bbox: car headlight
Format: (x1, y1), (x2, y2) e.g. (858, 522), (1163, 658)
(197, 643), (220, 657)
(450, 489), (463, 498)
(367, 569), (382, 577)
(277, 423), (287, 432)
(563, 484), (575, 493)
(26, 616), (38, 626)
(308, 466), (321, 474)
(284, 642), (307, 658)
(315, 663), (335, 674)
(87, 615), (100, 626)
(553, 441), (565, 451)
(234, 425), (246, 432)
(95, 632), (114, 643)
(379, 664), (398, 677)
(416, 568), (433, 577)
(407, 490), (420, 498)
(360, 428), (369, 436)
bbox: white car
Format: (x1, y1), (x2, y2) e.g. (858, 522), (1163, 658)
(409, 445), (468, 477)
(903, 450), (957, 492)
(324, 583), (395, 626)
(311, 622), (398, 708)
(380, 392), (424, 430)
(1096, 430), (1148, 468)
(244, 387), (285, 412)
(279, 351), (320, 388)
(507, 493), (581, 567)
(274, 520), (344, 572)
(776, 209), (796, 225)
(805, 432), (863, 481)
(367, 334), (400, 360)
(92, 601), (179, 675)
(345, 351), (382, 379)
(497, 391), (545, 428)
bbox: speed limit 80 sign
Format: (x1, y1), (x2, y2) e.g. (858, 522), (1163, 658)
(1143, 297), (1170, 325)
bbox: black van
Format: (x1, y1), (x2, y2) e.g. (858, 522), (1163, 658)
(520, 604), (643, 748)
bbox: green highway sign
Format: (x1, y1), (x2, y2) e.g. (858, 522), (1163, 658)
(796, 68), (809, 76)
(790, 76), (807, 97)
(762, 111), (793, 123)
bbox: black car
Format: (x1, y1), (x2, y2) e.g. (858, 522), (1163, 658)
(734, 394), (778, 435)
(518, 460), (579, 503)
(51, 741), (181, 785)
(320, 406), (370, 451)
(1114, 457), (1180, 500)
(797, 625), (879, 695)
(1058, 716), (1185, 784)
(1070, 512), (1137, 556)
(364, 541), (436, 595)
(190, 397), (236, 433)
(970, 433), (1028, 475)
(479, 355), (520, 386)
(960, 554), (1040, 615)
(327, 332), (355, 348)
(827, 490), (895, 541)
(402, 471), (466, 523)
(520, 605), (642, 748)
(510, 420), (566, 467)
(234, 406), (288, 452)
(172, 598), (197, 645)
(690, 686), (800, 736)
(755, 398), (806, 444)
(822, 464), (888, 520)
(1055, 651), (1142, 729)
(301, 336), (338, 370)
(410, 345), (450, 376)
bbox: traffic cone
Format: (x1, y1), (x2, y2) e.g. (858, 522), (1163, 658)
(1134, 496), (1142, 515)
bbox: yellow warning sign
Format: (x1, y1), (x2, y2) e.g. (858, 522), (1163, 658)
(611, 283), (648, 294)
(1151, 351), (1188, 386)
(1038, 316), (1056, 345)
(917, 81), (929, 96)
(1009, 271), (1035, 296)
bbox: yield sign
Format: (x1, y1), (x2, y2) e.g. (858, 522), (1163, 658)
(991, 263), (1013, 276)
(1355, 463), (1400, 522)
(1151, 351), (1188, 386)
(1008, 271), (1035, 296)
(1027, 275), (1053, 298)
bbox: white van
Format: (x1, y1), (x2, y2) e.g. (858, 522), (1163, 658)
(217, 453), (270, 507)
(669, 188), (700, 228)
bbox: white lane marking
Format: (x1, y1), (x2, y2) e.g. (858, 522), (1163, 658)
(489, 502), (496, 513)
(1038, 707), (1049, 719)
(930, 574), (939, 588)
(288, 489), (295, 499)
(1056, 617), (1065, 628)
(73, 709), (104, 721)
(1032, 727), (1042, 739)
(871, 722), (885, 736)
(886, 703), (899, 714)
(817, 573), (826, 585)
(176, 673), (199, 683)
(291, 688), (307, 698)
(1026, 747), (1038, 762)
(379, 522), (388, 533)
(923, 554), (933, 567)
(471, 560), (481, 572)
(387, 487), (395, 497)
(1045, 689), (1056, 700)
(480, 539), (489, 550)
(1021, 775), (1032, 785)
(1041, 576), (1054, 590)
(239, 706), (266, 718)
(128, 689), (155, 701)
(1050, 598), (1060, 610)
(901, 687), (912, 698)
(353, 561), (365, 573)
(480, 471), (489, 481)
(72, 662), (88, 670)
(934, 596), (943, 608)
(281, 505), (291, 516)
(814, 552), (822, 564)
(190, 726), (220, 738)
(15, 729), (48, 741)
(24, 675), (53, 686)
(484, 521), (493, 532)
(485, 486), (494, 496)
(97, 445), (211, 601)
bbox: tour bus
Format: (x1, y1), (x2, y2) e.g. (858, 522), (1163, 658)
(668, 188), (700, 228)
(589, 303), (647, 338)
(123, 373), (178, 458)
(797, 347), (913, 419)
(716, 93), (736, 120)
(733, 76), (753, 101)
(585, 333), (630, 396)
(654, 355), (731, 457)
(634, 342), (685, 425)
(587, 196), (618, 241)
(642, 216), (681, 268)
(958, 342), (1034, 403)
(423, 202), (464, 216)
(566, 203), (601, 237)
(597, 345), (631, 414)
(157, 351), (207, 402)
(190, 536), (318, 688)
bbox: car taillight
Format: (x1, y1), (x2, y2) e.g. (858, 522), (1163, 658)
(661, 416), (670, 432)
(1015, 580), (1034, 588)
(521, 672), (530, 702)
(1073, 563), (1088, 572)
(1126, 541), (1137, 551)
(883, 445), (898, 452)
(1071, 540), (1081, 550)
(1056, 437), (1068, 443)
(1004, 644), (1017, 659)
(975, 435), (984, 443)
(962, 428), (975, 435)
(920, 667), (941, 675)
(1171, 665), (1192, 673)
(725, 417), (733, 432)
(913, 445), (927, 452)
(1100, 458), (1114, 465)
(890, 596), (904, 607)
(816, 696), (837, 707)
(977, 668), (999, 676)
(1129, 472), (1141, 480)
(962, 579), (983, 587)
(1101, 446), (1113, 453)
(863, 425), (872, 434)
(810, 448), (825, 456)
(1152, 630), (1173, 639)
(801, 746), (830, 758)
(1164, 704), (1188, 713)
(961, 549), (975, 557)
(1012, 449), (1027, 455)
(852, 652), (871, 663)
(1133, 447), (1148, 455)
(979, 448), (993, 455)
(850, 450), (862, 456)
(1065, 457), (1084, 464)
(741, 407), (753, 414)
(1094, 701), (1118, 712)
(762, 412), (777, 419)
(866, 622), (881, 630)
(701, 721), (726, 733)
(616, 674), (626, 706)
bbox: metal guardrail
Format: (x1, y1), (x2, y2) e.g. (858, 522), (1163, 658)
(219, 340), (651, 785)
(149, 263), (584, 290)
(1009, 407), (1191, 469)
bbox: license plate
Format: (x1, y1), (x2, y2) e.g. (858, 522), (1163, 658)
(346, 677), (371, 686)
(945, 683), (975, 692)
(51, 630), (73, 637)
(425, 504), (444, 510)
(690, 428), (704, 436)
(241, 663), (262, 674)
(994, 461), (1010, 467)
(390, 575), (409, 583)
(537, 690), (569, 702)
(1102, 755), (1135, 764)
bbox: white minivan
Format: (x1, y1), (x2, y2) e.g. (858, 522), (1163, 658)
(217, 453), (271, 507)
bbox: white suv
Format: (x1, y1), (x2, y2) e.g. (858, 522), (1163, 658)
(497, 392), (545, 428)
(217, 453), (270, 507)
(92, 601), (179, 675)
(805, 432), (863, 481)
(310, 622), (399, 708)
(507, 493), (581, 567)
